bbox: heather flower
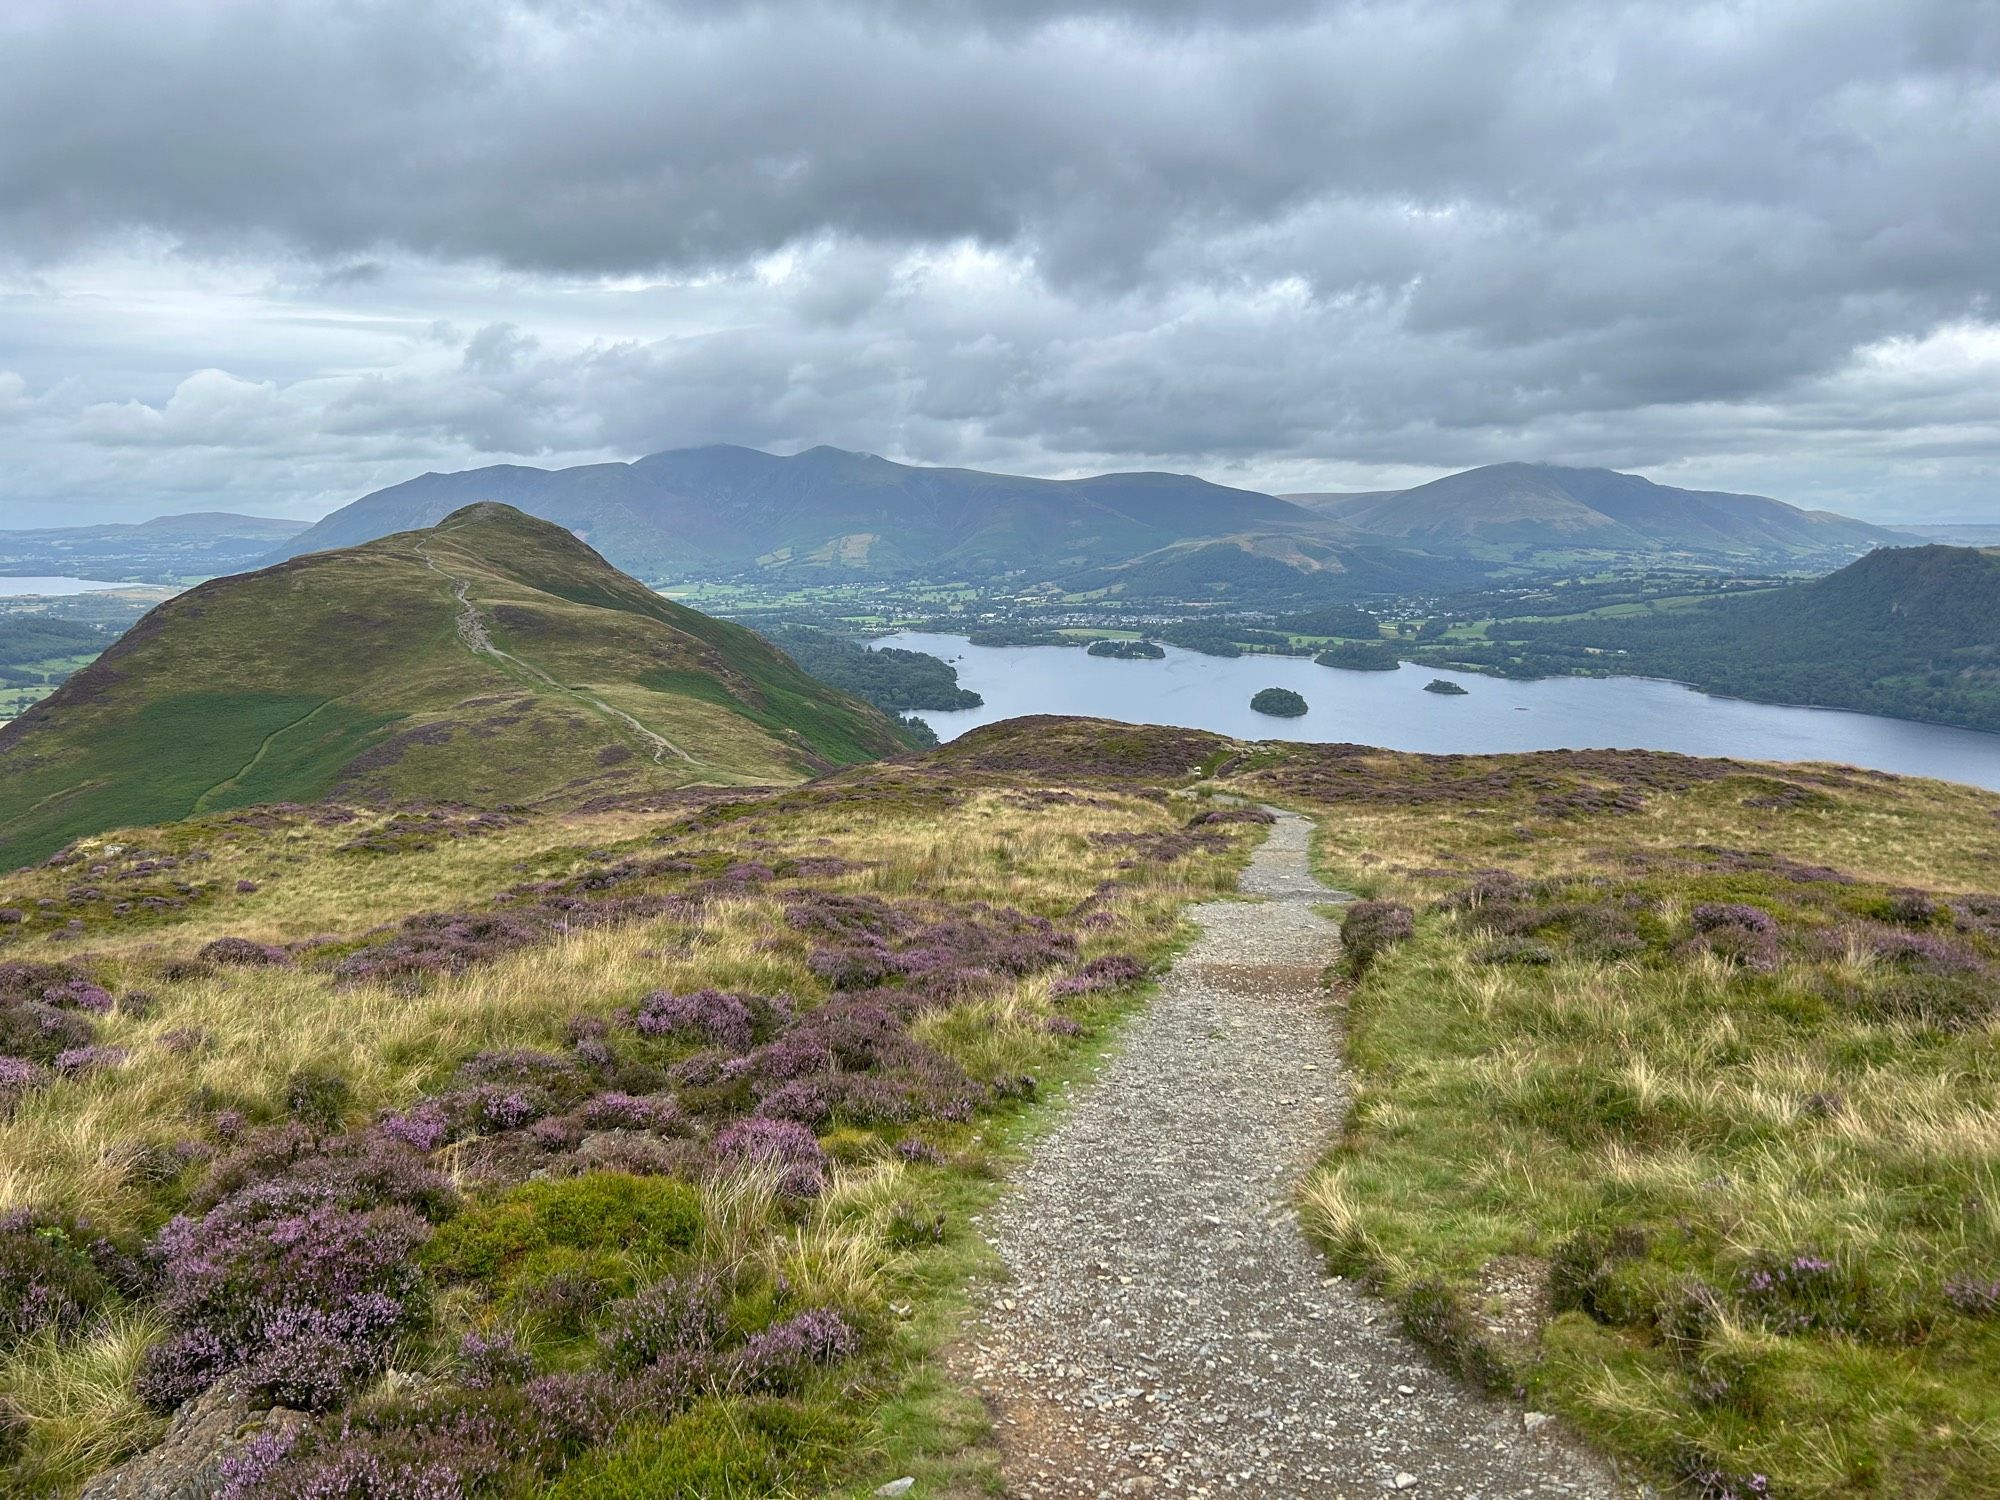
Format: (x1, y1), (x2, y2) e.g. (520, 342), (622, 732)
(596, 1273), (727, 1372)
(1944, 1275), (2000, 1318)
(0, 1055), (47, 1099)
(634, 988), (755, 1050)
(0, 1211), (109, 1343)
(1049, 954), (1144, 997)
(1341, 901), (1415, 976)
(199, 937), (293, 967)
(521, 1371), (627, 1450)
(712, 1116), (828, 1196)
(896, 1138), (946, 1166)
(378, 1101), (452, 1153)
(137, 1201), (431, 1410)
(35, 976), (114, 1014)
(1692, 903), (1778, 936)
(458, 1328), (535, 1389)
(573, 1091), (682, 1133)
(731, 1307), (860, 1391)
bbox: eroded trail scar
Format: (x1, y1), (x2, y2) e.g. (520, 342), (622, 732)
(416, 544), (697, 766)
(963, 810), (1621, 1499)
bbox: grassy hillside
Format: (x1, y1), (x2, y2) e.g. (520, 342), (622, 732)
(1500, 544), (2000, 732)
(3, 716), (1998, 1496)
(1214, 739), (2000, 1498)
(0, 504), (911, 870)
(0, 726), (1260, 1497)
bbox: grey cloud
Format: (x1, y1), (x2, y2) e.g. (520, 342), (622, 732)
(0, 0), (1993, 525)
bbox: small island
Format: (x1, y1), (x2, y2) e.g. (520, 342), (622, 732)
(1423, 677), (1469, 695)
(1087, 638), (1166, 660)
(1315, 640), (1399, 672)
(1250, 686), (1308, 717)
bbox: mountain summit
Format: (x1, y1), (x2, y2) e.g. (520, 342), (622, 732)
(0, 503), (908, 867)
(1287, 462), (1909, 562)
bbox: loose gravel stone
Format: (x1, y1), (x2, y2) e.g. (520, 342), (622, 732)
(960, 810), (1632, 1498)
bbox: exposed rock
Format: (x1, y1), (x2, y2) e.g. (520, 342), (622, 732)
(80, 1378), (306, 1500)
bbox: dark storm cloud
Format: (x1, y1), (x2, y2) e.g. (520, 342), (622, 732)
(0, 0), (1994, 523)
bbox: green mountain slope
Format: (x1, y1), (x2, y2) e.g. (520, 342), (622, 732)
(0, 503), (910, 868)
(1288, 463), (1910, 565)
(1501, 544), (2000, 731)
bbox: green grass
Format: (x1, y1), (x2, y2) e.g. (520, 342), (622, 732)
(1229, 742), (2000, 1497)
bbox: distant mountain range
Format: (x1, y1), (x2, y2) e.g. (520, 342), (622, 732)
(0, 503), (908, 868)
(1286, 463), (1911, 563)
(267, 444), (1314, 583)
(264, 448), (1915, 595)
(0, 512), (305, 582)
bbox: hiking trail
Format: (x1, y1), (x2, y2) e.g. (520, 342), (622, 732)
(962, 809), (1627, 1498)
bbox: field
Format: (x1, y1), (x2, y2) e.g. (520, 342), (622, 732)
(1222, 742), (2000, 1498)
(0, 737), (1257, 1495)
(5, 714), (1999, 1497)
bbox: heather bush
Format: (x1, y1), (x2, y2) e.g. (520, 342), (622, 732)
(571, 1090), (683, 1134)
(731, 1307), (860, 1392)
(53, 1043), (127, 1076)
(1340, 901), (1415, 977)
(1692, 903), (1778, 936)
(1880, 889), (1940, 926)
(1048, 953), (1145, 997)
(456, 1327), (535, 1389)
(1860, 924), (1985, 974)
(191, 1127), (459, 1223)
(596, 1273), (727, 1372)
(0, 1210), (110, 1345)
(501, 1248), (635, 1339)
(1733, 1250), (1876, 1338)
(137, 1202), (431, 1411)
(199, 937), (292, 967)
(521, 1370), (629, 1451)
(0, 999), (96, 1065)
(1943, 1275), (2000, 1318)
(40, 976), (115, 1013)
(1478, 936), (1555, 967)
(1684, 904), (1782, 970)
(632, 988), (756, 1050)
(227, 1386), (548, 1499)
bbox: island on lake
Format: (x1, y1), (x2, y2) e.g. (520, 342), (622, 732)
(1250, 686), (1309, 716)
(1088, 638), (1166, 660)
(1424, 678), (1469, 695)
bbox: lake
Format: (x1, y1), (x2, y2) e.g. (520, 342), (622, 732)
(876, 632), (2000, 793)
(0, 576), (132, 597)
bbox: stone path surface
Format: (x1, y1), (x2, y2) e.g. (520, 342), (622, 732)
(960, 810), (1627, 1499)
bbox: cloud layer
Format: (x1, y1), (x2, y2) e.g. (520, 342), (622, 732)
(0, 0), (1995, 523)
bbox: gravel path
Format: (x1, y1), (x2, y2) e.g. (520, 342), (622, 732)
(960, 810), (1627, 1499)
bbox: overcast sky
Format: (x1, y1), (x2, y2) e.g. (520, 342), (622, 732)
(1, 0), (1995, 526)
